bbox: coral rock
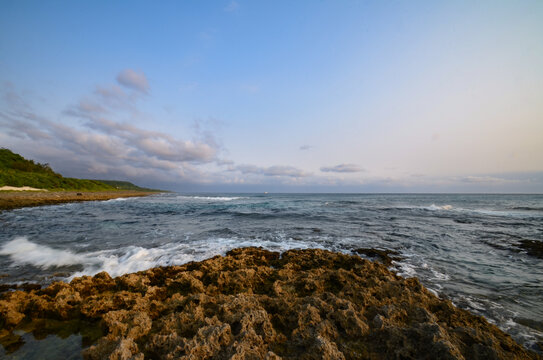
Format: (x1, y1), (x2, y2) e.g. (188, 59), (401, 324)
(0, 247), (540, 359)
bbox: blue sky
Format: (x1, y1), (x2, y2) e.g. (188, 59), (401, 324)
(1, 1), (542, 192)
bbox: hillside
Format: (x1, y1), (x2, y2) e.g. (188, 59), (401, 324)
(96, 180), (162, 192)
(0, 149), (153, 191)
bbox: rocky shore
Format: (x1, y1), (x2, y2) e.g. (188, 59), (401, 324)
(0, 247), (540, 359)
(0, 191), (157, 211)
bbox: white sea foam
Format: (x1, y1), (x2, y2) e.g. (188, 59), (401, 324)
(426, 287), (439, 297)
(463, 295), (486, 311)
(0, 237), (94, 268)
(421, 204), (541, 218)
(0, 236), (327, 280)
(467, 208), (542, 218)
(176, 196), (244, 201)
(430, 269), (450, 281)
(72, 237), (326, 279)
(426, 204), (453, 211)
(105, 197), (130, 202)
(393, 261), (417, 277)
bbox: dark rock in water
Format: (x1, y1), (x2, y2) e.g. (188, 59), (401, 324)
(517, 240), (543, 259)
(454, 218), (473, 224)
(0, 283), (41, 294)
(76, 193), (83, 196)
(18, 283), (42, 292)
(353, 247), (402, 266)
(0, 247), (540, 359)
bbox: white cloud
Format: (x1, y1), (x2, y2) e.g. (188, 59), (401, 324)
(458, 176), (517, 184)
(320, 164), (364, 173)
(224, 1), (239, 12)
(235, 164), (309, 177)
(116, 69), (149, 93)
(0, 80), (219, 186)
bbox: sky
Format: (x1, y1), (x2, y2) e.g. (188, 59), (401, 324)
(1, 1), (542, 193)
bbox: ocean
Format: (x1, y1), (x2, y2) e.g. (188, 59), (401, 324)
(0, 193), (542, 353)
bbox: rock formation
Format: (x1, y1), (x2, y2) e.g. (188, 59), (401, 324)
(0, 247), (540, 359)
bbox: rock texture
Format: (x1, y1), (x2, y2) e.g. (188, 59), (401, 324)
(0, 247), (540, 359)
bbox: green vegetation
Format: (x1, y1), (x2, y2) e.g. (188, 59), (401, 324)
(97, 180), (162, 192)
(0, 148), (156, 191)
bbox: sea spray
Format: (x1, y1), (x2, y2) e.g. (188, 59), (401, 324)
(0, 237), (92, 268)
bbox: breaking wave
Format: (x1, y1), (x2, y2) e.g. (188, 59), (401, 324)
(425, 204), (453, 211)
(0, 236), (326, 279)
(0, 237), (90, 268)
(176, 196), (245, 201)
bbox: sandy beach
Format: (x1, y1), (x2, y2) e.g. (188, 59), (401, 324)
(0, 190), (157, 211)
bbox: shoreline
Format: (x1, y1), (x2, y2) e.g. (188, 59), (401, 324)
(0, 190), (159, 211)
(0, 247), (540, 359)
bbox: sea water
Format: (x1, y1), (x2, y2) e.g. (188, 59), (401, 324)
(0, 193), (542, 353)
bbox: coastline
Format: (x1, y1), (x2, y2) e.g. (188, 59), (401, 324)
(0, 247), (540, 359)
(0, 190), (158, 212)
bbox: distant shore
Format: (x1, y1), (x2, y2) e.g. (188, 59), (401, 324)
(0, 190), (158, 211)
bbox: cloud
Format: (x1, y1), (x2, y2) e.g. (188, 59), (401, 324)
(224, 1), (239, 12)
(299, 145), (312, 151)
(458, 176), (518, 184)
(235, 164), (309, 177)
(116, 69), (149, 93)
(0, 81), (219, 186)
(320, 164), (364, 173)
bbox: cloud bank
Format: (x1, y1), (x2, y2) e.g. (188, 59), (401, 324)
(233, 165), (309, 178)
(320, 164), (364, 173)
(0, 74), (217, 185)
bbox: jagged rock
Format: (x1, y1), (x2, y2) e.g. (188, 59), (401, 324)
(0, 247), (540, 359)
(353, 247), (402, 266)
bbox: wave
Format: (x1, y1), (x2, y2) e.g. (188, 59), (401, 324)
(468, 208), (543, 218)
(510, 206), (543, 212)
(379, 204), (454, 212)
(396, 204), (542, 218)
(105, 197), (130, 202)
(425, 204), (453, 211)
(0, 237), (91, 268)
(176, 196), (245, 201)
(0, 237), (327, 280)
(392, 261), (417, 277)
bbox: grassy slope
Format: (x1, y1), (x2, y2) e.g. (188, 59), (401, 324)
(0, 148), (153, 191)
(96, 180), (163, 192)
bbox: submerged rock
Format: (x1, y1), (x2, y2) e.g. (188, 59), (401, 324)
(517, 240), (543, 259)
(352, 248), (402, 266)
(0, 247), (540, 359)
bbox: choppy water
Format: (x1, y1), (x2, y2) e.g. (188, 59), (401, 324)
(1, 193), (542, 352)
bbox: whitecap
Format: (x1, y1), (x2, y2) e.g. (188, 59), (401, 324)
(176, 196), (244, 201)
(430, 268), (450, 281)
(105, 197), (130, 202)
(1, 236), (328, 281)
(425, 204), (453, 211)
(392, 261), (417, 277)
(0, 237), (96, 268)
